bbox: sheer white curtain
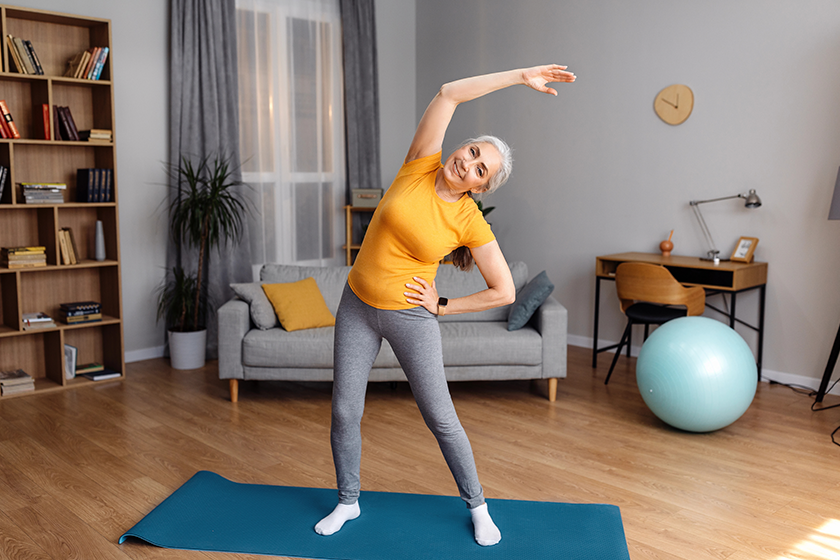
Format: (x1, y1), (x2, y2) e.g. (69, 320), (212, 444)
(236, 0), (346, 272)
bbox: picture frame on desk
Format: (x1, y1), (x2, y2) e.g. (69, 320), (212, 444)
(731, 236), (758, 263)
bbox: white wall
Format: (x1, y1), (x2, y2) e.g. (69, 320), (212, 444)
(12, 0), (170, 361)
(375, 0), (415, 187)
(415, 0), (840, 385)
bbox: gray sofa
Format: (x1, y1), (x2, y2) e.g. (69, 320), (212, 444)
(218, 262), (567, 402)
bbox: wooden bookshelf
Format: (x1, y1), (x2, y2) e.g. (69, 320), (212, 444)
(0, 5), (123, 397)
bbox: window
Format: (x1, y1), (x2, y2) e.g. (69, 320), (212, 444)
(237, 0), (345, 267)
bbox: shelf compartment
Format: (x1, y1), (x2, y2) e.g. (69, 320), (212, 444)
(64, 321), (122, 377)
(0, 78), (49, 140)
(18, 266), (119, 321)
(0, 329), (63, 388)
(13, 142), (113, 202)
(57, 205), (116, 262)
(52, 81), (113, 135)
(0, 205), (57, 263)
(4, 8), (111, 80)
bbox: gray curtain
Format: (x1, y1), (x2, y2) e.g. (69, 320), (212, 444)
(168, 0), (251, 359)
(340, 0), (381, 200)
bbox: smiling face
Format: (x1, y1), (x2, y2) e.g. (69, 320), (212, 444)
(441, 142), (502, 196)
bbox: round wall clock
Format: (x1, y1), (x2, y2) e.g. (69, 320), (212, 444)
(654, 84), (694, 125)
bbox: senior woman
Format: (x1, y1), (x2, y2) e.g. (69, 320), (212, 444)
(315, 64), (575, 546)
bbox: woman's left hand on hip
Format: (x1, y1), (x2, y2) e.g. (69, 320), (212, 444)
(405, 277), (439, 314)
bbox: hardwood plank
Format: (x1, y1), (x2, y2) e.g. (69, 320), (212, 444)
(0, 511), (51, 560)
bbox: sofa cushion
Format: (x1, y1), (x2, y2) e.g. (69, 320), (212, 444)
(262, 277), (336, 332)
(507, 270), (555, 331)
(230, 282), (278, 330)
(242, 327), (401, 369)
(439, 322), (542, 366)
(435, 261), (529, 322)
(242, 321), (541, 369)
(260, 264), (351, 316)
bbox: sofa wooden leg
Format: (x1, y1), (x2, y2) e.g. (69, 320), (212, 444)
(547, 378), (557, 402)
(229, 379), (239, 403)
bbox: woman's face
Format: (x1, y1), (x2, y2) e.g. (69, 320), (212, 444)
(442, 142), (502, 195)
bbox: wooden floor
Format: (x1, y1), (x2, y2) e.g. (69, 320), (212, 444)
(1, 345), (840, 559)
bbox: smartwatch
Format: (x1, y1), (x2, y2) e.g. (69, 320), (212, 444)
(437, 297), (448, 316)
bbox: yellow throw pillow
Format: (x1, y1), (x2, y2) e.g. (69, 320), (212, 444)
(261, 277), (336, 332)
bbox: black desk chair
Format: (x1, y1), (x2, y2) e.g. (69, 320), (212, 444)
(605, 262), (706, 384)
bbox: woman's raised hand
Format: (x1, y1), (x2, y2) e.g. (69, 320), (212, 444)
(522, 64), (576, 96)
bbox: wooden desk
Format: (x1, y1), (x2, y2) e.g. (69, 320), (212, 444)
(593, 252), (768, 379)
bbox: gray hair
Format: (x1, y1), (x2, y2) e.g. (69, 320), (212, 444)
(458, 135), (513, 199)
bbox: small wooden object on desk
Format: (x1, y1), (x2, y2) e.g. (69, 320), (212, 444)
(659, 230), (674, 257)
(730, 236), (758, 263)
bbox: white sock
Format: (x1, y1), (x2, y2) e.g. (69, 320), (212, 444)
(314, 502), (361, 536)
(470, 503), (501, 546)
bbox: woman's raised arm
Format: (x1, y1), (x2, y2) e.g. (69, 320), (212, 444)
(404, 64), (576, 163)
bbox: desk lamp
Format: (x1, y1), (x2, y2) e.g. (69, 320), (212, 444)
(689, 189), (762, 263)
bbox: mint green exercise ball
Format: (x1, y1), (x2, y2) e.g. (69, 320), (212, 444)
(636, 317), (757, 433)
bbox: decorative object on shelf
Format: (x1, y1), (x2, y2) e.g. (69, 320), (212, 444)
(730, 236), (758, 263)
(94, 220), (106, 261)
(157, 154), (248, 370)
(654, 84), (694, 125)
(689, 189), (762, 264)
(64, 344), (77, 380)
(659, 229), (674, 257)
(351, 188), (382, 208)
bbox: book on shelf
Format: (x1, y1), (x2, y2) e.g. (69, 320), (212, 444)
(23, 40), (44, 75)
(42, 104), (50, 140)
(2, 246), (46, 255)
(64, 344), (77, 380)
(77, 168), (113, 202)
(60, 301), (101, 314)
(0, 368), (33, 386)
(7, 35), (42, 75)
(82, 368), (120, 382)
(0, 165), (7, 201)
(1, 380), (35, 395)
(79, 129), (113, 142)
(60, 228), (79, 264)
(22, 312), (55, 330)
(0, 100), (21, 139)
(54, 106), (80, 141)
(76, 362), (104, 375)
(64, 46), (109, 80)
(5, 35), (25, 74)
(61, 313), (102, 324)
(2, 246), (47, 268)
(21, 183), (65, 204)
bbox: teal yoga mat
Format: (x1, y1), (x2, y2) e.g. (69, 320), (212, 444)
(120, 471), (630, 560)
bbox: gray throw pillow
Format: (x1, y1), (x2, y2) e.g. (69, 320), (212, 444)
(507, 271), (555, 331)
(230, 283), (279, 330)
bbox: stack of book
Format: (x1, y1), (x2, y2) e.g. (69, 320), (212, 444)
(58, 227), (80, 265)
(2, 246), (46, 268)
(0, 369), (34, 396)
(5, 35), (43, 75)
(80, 129), (112, 142)
(59, 301), (102, 325)
(63, 46), (109, 80)
(76, 169), (113, 202)
(22, 311), (55, 330)
(20, 182), (66, 204)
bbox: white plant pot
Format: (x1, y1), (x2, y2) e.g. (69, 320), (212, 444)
(168, 329), (207, 370)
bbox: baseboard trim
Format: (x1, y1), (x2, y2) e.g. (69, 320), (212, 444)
(125, 346), (165, 363)
(567, 334), (840, 397)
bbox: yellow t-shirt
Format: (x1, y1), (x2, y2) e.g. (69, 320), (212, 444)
(348, 152), (495, 310)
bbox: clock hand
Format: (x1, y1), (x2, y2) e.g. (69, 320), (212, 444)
(675, 93), (679, 109)
(660, 97), (677, 108)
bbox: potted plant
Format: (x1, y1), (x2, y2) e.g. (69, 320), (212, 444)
(157, 154), (247, 369)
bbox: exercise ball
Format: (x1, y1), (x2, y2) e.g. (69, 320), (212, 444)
(636, 317), (757, 433)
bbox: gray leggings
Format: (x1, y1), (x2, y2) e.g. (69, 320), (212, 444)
(331, 283), (485, 509)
